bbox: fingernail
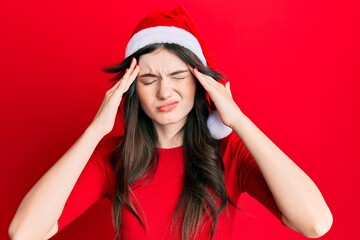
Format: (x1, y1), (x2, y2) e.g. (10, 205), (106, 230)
(194, 67), (198, 71)
(125, 68), (128, 73)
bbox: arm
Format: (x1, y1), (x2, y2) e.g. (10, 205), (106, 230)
(8, 59), (139, 240)
(192, 67), (332, 238)
(232, 113), (332, 237)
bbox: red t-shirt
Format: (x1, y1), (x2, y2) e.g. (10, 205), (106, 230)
(57, 131), (282, 239)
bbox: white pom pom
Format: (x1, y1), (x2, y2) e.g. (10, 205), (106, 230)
(207, 110), (232, 139)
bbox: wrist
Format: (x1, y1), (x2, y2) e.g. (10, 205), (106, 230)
(85, 124), (107, 142)
(231, 112), (250, 134)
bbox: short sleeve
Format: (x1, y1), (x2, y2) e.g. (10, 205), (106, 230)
(221, 131), (282, 221)
(57, 137), (117, 232)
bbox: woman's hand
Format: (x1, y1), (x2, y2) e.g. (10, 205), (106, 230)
(8, 60), (140, 240)
(190, 67), (242, 129)
(192, 68), (332, 237)
(90, 58), (139, 137)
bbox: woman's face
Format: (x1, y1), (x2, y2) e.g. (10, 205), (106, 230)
(136, 48), (196, 130)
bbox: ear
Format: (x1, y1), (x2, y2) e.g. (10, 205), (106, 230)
(207, 110), (232, 139)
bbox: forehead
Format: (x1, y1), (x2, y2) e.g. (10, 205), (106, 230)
(138, 48), (187, 71)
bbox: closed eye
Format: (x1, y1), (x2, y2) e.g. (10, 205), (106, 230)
(138, 70), (190, 83)
(172, 76), (187, 80)
(141, 79), (157, 85)
(138, 73), (158, 85)
(170, 70), (190, 80)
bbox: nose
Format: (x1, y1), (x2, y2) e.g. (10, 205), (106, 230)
(157, 78), (173, 100)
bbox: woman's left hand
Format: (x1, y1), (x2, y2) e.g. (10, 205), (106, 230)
(190, 67), (242, 129)
(192, 67), (333, 238)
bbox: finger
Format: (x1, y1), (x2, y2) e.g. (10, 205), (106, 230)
(190, 67), (210, 88)
(192, 67), (222, 91)
(105, 59), (138, 98)
(120, 58), (137, 83)
(124, 64), (140, 91)
(117, 64), (139, 94)
(225, 81), (233, 98)
(107, 78), (123, 95)
(126, 58), (137, 76)
(194, 67), (221, 85)
(106, 67), (129, 95)
(113, 58), (135, 90)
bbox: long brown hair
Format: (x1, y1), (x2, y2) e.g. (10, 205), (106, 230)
(104, 43), (229, 239)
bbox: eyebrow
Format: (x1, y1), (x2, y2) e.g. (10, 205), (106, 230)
(138, 70), (189, 78)
(138, 73), (158, 78)
(168, 70), (189, 76)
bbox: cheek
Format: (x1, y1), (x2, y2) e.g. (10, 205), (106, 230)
(136, 85), (146, 105)
(180, 87), (196, 108)
(185, 80), (197, 100)
(136, 85), (154, 109)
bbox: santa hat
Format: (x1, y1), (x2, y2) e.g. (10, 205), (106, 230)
(126, 6), (232, 139)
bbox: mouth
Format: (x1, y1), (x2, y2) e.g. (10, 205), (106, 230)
(157, 101), (179, 112)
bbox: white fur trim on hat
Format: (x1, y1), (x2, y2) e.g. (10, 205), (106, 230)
(207, 110), (232, 139)
(125, 26), (207, 65)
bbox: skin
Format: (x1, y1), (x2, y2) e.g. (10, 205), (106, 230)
(190, 67), (333, 237)
(8, 49), (332, 240)
(8, 59), (139, 240)
(136, 48), (197, 148)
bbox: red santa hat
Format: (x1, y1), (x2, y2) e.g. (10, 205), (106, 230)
(126, 6), (213, 67)
(126, 6), (232, 139)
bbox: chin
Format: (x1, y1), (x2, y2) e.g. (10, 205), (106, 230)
(153, 115), (187, 127)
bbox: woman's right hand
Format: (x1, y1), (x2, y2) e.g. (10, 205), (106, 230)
(8, 58), (140, 240)
(90, 58), (139, 137)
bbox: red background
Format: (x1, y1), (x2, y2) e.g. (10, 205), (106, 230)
(1, 0), (359, 239)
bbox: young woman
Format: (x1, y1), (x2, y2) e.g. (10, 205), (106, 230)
(9, 7), (332, 240)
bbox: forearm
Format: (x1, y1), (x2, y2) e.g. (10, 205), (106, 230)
(232, 113), (332, 238)
(8, 60), (139, 240)
(9, 125), (103, 240)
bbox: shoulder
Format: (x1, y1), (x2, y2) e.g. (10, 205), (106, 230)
(87, 136), (122, 197)
(87, 135), (122, 171)
(219, 131), (253, 166)
(94, 135), (122, 159)
(220, 131), (246, 154)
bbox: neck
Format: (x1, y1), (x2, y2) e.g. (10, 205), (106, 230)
(154, 123), (184, 148)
